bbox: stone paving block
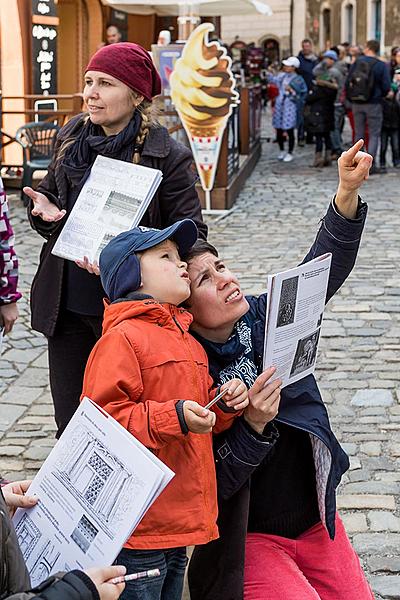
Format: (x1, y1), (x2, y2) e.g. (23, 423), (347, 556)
(360, 442), (382, 456)
(1, 347), (43, 364)
(23, 446), (52, 461)
(0, 386), (44, 406)
(341, 512), (368, 533)
(342, 482), (400, 495)
(337, 495), (396, 510)
(351, 390), (394, 407)
(0, 445), (25, 456)
(368, 557), (400, 574)
(368, 512), (400, 532)
(16, 368), (49, 387)
(0, 404), (27, 430)
(371, 575), (400, 599)
(352, 534), (400, 554)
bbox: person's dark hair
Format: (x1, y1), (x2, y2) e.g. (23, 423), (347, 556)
(391, 46), (400, 57)
(366, 39), (380, 54)
(182, 239), (218, 262)
(302, 38), (312, 45)
(331, 45), (339, 55)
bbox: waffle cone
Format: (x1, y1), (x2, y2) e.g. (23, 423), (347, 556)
(181, 115), (229, 191)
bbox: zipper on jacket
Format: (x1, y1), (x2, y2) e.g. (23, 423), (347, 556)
(173, 313), (215, 540)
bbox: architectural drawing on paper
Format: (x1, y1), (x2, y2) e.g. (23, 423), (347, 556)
(54, 423), (144, 538)
(30, 542), (61, 582)
(15, 513), (41, 561)
(71, 514), (99, 553)
(15, 513), (61, 580)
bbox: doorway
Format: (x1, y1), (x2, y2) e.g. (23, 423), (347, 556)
(57, 0), (89, 101)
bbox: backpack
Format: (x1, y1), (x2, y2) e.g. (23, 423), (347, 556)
(346, 58), (378, 103)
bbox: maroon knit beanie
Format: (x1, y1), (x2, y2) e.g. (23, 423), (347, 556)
(85, 42), (161, 101)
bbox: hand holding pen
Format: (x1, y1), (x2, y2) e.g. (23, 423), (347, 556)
(109, 568), (161, 584)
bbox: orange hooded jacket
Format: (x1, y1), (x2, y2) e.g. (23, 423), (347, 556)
(81, 296), (237, 550)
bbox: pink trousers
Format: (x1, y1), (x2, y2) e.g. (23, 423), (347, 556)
(244, 515), (374, 600)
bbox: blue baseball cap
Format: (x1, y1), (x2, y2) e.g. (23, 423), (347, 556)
(323, 50), (338, 61)
(100, 219), (198, 301)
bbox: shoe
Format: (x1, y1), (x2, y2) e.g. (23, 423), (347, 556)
(277, 151), (286, 160)
(380, 165), (387, 174)
(324, 152), (332, 167)
(311, 152), (324, 167)
(283, 153), (294, 162)
(298, 139), (305, 147)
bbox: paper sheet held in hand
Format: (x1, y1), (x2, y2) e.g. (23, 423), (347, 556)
(13, 397), (174, 586)
(52, 156), (163, 262)
(263, 253), (332, 387)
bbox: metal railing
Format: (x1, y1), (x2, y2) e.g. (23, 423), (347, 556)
(0, 93), (84, 166)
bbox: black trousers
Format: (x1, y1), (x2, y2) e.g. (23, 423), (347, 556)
(47, 310), (103, 438)
(277, 128), (295, 153)
(315, 132), (332, 153)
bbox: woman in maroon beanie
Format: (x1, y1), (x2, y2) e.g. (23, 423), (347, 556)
(23, 42), (207, 439)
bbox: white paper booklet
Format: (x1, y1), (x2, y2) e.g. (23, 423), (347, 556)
(263, 253), (332, 387)
(13, 397), (174, 587)
(52, 156), (163, 262)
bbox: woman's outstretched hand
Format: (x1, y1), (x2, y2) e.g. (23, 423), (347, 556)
(24, 187), (66, 222)
(335, 140), (373, 219)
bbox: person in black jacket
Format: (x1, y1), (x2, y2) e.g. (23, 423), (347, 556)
(0, 480), (125, 600)
(380, 76), (400, 172)
(184, 141), (374, 600)
(304, 71), (338, 167)
(346, 39), (391, 173)
(23, 42), (207, 438)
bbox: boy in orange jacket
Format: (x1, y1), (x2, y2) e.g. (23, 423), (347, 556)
(81, 219), (248, 600)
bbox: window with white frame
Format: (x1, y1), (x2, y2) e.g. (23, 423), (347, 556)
(342, 1), (355, 44)
(371, 0), (382, 41)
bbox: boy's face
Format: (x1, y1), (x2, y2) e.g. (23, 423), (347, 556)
(139, 239), (191, 305)
(186, 252), (250, 342)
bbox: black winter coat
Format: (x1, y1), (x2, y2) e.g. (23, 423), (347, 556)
(0, 490), (99, 599)
(382, 95), (400, 129)
(189, 199), (368, 600)
(304, 80), (337, 134)
(28, 114), (207, 337)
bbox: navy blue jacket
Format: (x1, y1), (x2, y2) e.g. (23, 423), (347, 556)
(189, 198), (367, 600)
(297, 51), (319, 89)
(347, 56), (391, 103)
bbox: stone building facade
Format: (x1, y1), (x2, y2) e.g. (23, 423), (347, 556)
(220, 0), (306, 59)
(305, 0), (400, 55)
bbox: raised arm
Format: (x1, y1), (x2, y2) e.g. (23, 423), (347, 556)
(302, 140), (371, 302)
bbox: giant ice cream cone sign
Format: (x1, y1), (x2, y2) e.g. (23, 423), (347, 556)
(170, 23), (239, 206)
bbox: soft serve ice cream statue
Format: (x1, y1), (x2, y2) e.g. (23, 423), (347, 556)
(170, 23), (239, 195)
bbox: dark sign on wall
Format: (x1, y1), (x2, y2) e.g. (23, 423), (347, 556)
(109, 9), (128, 41)
(32, 0), (58, 95)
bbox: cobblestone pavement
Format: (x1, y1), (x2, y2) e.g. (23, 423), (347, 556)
(1, 120), (399, 599)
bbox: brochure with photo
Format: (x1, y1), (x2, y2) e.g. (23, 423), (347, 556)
(263, 253), (332, 387)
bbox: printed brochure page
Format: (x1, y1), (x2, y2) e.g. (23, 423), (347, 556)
(263, 253), (332, 387)
(13, 397), (174, 587)
(52, 156), (163, 262)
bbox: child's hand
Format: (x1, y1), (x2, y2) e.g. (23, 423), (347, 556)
(221, 379), (249, 411)
(183, 401), (216, 434)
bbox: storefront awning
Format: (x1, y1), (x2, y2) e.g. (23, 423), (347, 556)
(100, 0), (273, 17)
